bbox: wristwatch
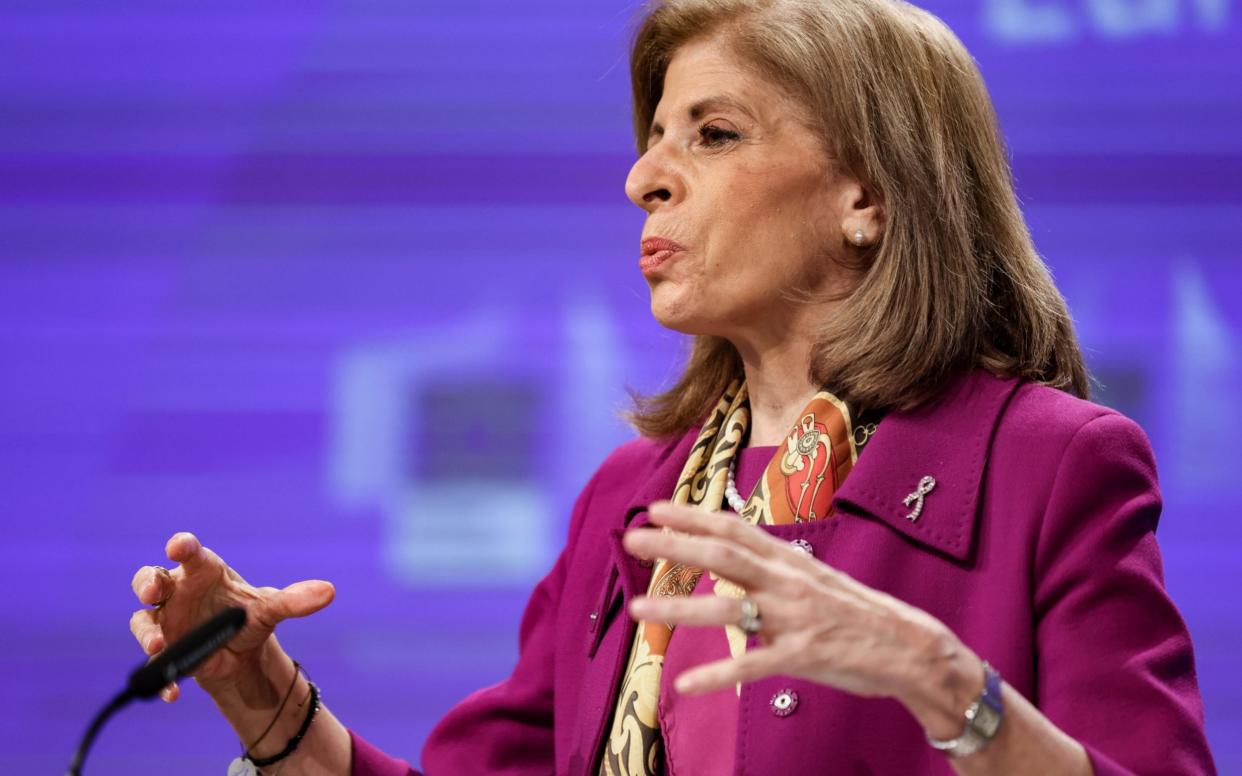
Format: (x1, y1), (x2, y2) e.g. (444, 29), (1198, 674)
(925, 660), (1004, 757)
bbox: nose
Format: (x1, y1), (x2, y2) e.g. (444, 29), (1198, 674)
(624, 144), (681, 213)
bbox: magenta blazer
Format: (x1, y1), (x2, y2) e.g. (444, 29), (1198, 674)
(349, 370), (1216, 775)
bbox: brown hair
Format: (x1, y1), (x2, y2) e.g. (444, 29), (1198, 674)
(626, 0), (1089, 439)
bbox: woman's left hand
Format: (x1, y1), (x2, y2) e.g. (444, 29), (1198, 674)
(623, 500), (982, 719)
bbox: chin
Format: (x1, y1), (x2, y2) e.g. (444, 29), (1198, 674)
(648, 285), (718, 336)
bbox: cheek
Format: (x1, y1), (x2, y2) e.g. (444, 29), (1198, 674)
(721, 175), (834, 286)
(709, 211), (804, 293)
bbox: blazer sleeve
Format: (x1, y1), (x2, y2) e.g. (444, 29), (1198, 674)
(1032, 412), (1216, 776)
(348, 469), (602, 776)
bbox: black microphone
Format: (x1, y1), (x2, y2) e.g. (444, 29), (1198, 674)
(127, 606), (246, 699)
(67, 606), (247, 776)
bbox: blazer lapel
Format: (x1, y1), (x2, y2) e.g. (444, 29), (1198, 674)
(578, 427), (700, 773)
(833, 370), (1023, 562)
(608, 425), (701, 610)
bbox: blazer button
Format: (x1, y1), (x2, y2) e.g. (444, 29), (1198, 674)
(769, 689), (799, 717)
(789, 539), (813, 555)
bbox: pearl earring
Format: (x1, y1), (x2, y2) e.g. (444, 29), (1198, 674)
(853, 228), (865, 245)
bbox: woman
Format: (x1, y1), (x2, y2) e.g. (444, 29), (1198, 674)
(126, 0), (1216, 773)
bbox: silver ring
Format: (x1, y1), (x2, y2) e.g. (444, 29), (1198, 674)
(149, 565), (172, 609)
(738, 596), (762, 635)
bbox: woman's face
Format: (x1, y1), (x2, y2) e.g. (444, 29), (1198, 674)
(625, 34), (871, 349)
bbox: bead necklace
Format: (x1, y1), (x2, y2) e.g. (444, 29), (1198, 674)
(725, 457), (748, 513)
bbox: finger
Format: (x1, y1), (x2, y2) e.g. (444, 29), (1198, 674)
(132, 565), (175, 607)
(624, 528), (772, 591)
(262, 580), (336, 624)
(648, 501), (824, 570)
(165, 532), (221, 577)
(160, 682), (180, 703)
(649, 501), (855, 592)
(673, 646), (790, 695)
(129, 609), (165, 655)
(628, 594), (740, 627)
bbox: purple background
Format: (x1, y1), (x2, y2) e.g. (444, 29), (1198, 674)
(2, 0), (1239, 772)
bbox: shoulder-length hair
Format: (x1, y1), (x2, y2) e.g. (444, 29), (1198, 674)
(626, 0), (1089, 439)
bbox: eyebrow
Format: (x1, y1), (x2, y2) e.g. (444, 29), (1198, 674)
(648, 94), (755, 141)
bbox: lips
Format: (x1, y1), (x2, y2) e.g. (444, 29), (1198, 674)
(641, 236), (688, 255)
(640, 236), (688, 274)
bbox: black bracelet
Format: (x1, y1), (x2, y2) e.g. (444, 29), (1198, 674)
(247, 680), (321, 769)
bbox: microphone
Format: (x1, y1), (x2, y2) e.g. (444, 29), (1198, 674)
(67, 607), (247, 776)
(127, 606), (246, 699)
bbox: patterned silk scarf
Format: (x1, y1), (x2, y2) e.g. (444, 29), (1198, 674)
(599, 379), (860, 776)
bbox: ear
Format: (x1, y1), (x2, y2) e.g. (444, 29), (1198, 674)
(838, 179), (884, 248)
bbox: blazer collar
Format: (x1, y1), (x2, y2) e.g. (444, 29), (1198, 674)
(833, 370), (1022, 562)
(622, 425), (700, 530)
(620, 369), (1023, 563)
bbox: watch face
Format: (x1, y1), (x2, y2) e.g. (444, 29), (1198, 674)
(973, 701), (1003, 738)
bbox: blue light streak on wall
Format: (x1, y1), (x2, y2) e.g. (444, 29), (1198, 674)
(986, 0), (1231, 41)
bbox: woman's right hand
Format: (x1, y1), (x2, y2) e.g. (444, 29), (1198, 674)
(128, 532), (336, 702)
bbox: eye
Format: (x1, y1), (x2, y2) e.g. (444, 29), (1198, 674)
(697, 123), (741, 148)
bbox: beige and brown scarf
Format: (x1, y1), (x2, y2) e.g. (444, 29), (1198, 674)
(598, 378), (860, 775)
